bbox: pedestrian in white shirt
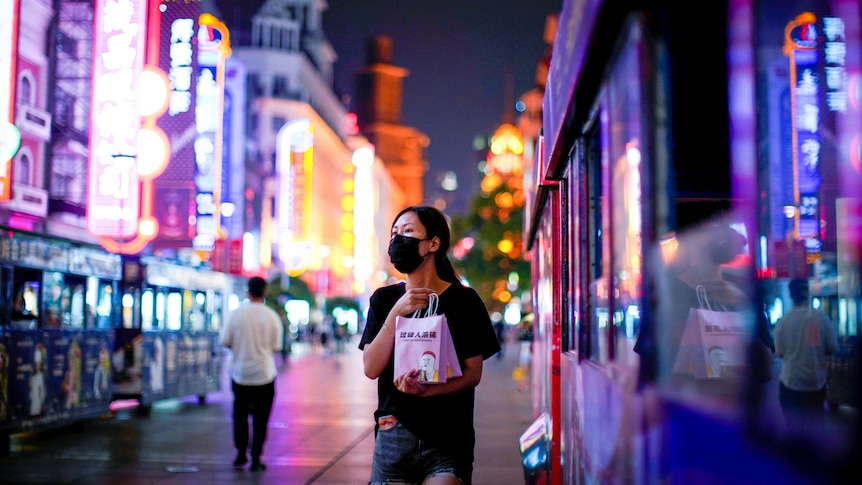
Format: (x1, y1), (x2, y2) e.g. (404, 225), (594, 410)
(774, 278), (838, 435)
(220, 276), (283, 472)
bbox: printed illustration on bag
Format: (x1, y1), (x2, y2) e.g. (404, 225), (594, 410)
(394, 293), (462, 384)
(672, 285), (747, 380)
(418, 351), (438, 382)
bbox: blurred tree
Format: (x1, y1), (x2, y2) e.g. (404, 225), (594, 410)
(450, 123), (530, 318)
(265, 276), (314, 317)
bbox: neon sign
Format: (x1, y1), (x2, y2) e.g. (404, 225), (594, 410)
(87, 0), (147, 238)
(0, 0), (20, 202)
(193, 13), (230, 254)
(276, 118), (314, 274)
(785, 12), (823, 256)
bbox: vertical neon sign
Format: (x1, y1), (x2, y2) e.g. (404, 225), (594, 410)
(193, 14), (230, 255)
(352, 146), (374, 295)
(87, 0), (147, 238)
(0, 0), (20, 202)
(276, 118), (314, 274)
(152, 0), (199, 247)
(785, 12), (823, 257)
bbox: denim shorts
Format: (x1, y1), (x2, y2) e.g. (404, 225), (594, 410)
(370, 415), (472, 485)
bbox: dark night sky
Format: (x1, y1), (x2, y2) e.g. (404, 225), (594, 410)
(322, 1), (561, 216)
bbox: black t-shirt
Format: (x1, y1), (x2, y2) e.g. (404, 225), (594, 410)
(359, 282), (501, 456)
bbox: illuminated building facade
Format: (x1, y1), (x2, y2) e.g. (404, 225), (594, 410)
(353, 36), (429, 209)
(0, 0), (421, 308)
(209, 0), (415, 302)
(0, 0), (52, 232)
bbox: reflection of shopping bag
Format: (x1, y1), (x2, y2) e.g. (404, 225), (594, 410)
(394, 293), (462, 384)
(672, 286), (747, 380)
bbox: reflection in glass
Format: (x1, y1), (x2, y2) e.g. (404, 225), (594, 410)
(651, 217), (755, 407)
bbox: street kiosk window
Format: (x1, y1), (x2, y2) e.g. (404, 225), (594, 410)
(12, 269), (41, 329)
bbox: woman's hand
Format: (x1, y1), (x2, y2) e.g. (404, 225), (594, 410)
(393, 356), (485, 398)
(392, 288), (436, 317)
(700, 280), (746, 310)
(363, 288), (436, 380)
(394, 369), (428, 396)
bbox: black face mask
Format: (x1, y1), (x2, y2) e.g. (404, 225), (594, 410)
(388, 234), (430, 274)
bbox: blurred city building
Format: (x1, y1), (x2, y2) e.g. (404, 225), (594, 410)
(0, 0), (425, 310)
(207, 0), (423, 304)
(0, 4), (432, 427)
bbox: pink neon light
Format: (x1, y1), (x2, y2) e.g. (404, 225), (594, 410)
(0, 0), (20, 202)
(86, 0), (147, 238)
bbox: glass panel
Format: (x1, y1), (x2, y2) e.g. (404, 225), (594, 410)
(141, 288), (155, 330)
(183, 289), (194, 330)
(586, 134), (603, 361)
(166, 290), (182, 330)
(590, 70), (622, 363)
(86, 277), (98, 328)
(11, 276), (40, 329)
(209, 290), (222, 331)
(155, 290), (167, 329)
(121, 288), (136, 329)
(607, 28), (643, 365)
(752, 0), (859, 455)
(190, 290), (206, 331)
(43, 272), (64, 328)
(566, 159), (579, 355)
(0, 266), (10, 326)
(96, 281), (113, 329)
(66, 277), (86, 328)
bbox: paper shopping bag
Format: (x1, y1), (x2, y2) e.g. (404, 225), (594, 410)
(393, 294), (462, 383)
(672, 307), (747, 380)
(440, 313), (462, 380)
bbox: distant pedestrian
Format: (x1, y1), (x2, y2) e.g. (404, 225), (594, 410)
(774, 278), (838, 435)
(220, 276), (283, 472)
(280, 318), (291, 365)
(360, 205), (501, 485)
(494, 320), (506, 360)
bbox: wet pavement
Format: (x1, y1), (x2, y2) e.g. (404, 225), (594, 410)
(0, 336), (533, 484)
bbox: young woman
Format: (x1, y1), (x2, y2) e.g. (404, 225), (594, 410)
(359, 205), (501, 485)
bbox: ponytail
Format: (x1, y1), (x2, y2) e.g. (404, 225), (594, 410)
(435, 253), (462, 286)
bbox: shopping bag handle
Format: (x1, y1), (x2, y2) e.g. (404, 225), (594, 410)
(695, 285), (712, 311)
(410, 292), (439, 318)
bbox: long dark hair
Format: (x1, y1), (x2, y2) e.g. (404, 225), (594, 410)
(392, 205), (462, 286)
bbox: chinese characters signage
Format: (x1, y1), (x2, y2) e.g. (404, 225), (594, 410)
(86, 0), (147, 237)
